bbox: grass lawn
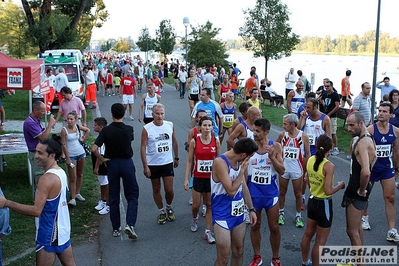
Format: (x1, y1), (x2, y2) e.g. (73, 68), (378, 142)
(0, 90), (101, 265)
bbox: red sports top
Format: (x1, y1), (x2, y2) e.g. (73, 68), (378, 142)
(193, 135), (217, 178)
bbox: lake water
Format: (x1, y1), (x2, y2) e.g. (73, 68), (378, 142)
(227, 52), (399, 105)
(147, 50), (399, 106)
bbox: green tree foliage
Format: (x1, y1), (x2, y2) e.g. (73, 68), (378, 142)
(99, 38), (117, 52)
(20, 0), (108, 52)
(112, 38), (132, 53)
(155, 20), (176, 57)
(0, 0), (34, 58)
(296, 31), (399, 54)
(239, 0), (300, 77)
(136, 28), (156, 52)
(187, 21), (228, 67)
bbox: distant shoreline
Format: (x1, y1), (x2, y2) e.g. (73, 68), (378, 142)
(226, 49), (399, 57)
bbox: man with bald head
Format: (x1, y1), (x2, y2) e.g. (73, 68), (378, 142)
(226, 106), (262, 149)
(287, 81), (305, 114)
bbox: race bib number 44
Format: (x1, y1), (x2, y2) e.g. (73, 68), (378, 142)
(231, 198), (244, 216)
(197, 160), (213, 173)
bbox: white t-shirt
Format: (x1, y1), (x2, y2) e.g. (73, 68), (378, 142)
(285, 72), (297, 90)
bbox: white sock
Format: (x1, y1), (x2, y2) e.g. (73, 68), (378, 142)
(296, 212), (301, 217)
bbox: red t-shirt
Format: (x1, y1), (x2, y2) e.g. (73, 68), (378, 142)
(106, 73), (113, 85)
(193, 136), (217, 178)
(151, 78), (161, 95)
(121, 77), (136, 95)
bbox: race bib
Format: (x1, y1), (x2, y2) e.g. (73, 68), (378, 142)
(224, 114), (234, 123)
(308, 134), (316, 146)
(251, 167), (271, 185)
(156, 141), (169, 153)
(296, 101), (303, 108)
(222, 92), (227, 98)
(283, 146), (300, 159)
(231, 198), (244, 216)
(146, 104), (154, 111)
(376, 144), (391, 158)
(197, 160), (213, 173)
(155, 86), (159, 92)
(192, 87), (199, 94)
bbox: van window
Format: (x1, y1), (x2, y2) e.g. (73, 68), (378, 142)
(48, 64), (80, 82)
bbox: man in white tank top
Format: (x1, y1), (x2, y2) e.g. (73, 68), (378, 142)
(140, 104), (179, 225)
(138, 83), (161, 124)
(0, 138), (76, 266)
(287, 80), (305, 114)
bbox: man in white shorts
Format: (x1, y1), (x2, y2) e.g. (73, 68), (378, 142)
(276, 114), (310, 228)
(119, 70), (137, 121)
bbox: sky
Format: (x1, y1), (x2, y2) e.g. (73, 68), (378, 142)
(90, 0), (399, 41)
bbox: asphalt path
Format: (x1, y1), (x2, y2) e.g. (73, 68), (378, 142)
(89, 83), (398, 266)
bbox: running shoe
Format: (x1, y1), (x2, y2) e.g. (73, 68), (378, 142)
(301, 197), (306, 210)
(112, 229), (120, 237)
(68, 199), (76, 206)
(95, 200), (106, 211)
(124, 224), (138, 240)
(75, 194), (85, 201)
(129, 116), (134, 121)
(331, 147), (340, 156)
(204, 230), (215, 244)
(278, 213), (285, 225)
(301, 260), (312, 266)
(362, 215), (371, 230)
(271, 257), (282, 266)
(99, 205), (110, 215)
(202, 204), (206, 217)
(387, 228), (399, 242)
(191, 215), (199, 232)
(166, 207), (175, 221)
(249, 254), (262, 266)
(295, 216), (304, 228)
(158, 211), (167, 225)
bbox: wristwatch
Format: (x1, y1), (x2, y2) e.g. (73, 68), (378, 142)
(249, 208), (256, 213)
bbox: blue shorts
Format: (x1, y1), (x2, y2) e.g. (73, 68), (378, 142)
(231, 89), (238, 95)
(370, 167), (395, 182)
(69, 153), (86, 162)
(252, 196), (279, 211)
(213, 214), (245, 231)
(36, 240), (71, 253)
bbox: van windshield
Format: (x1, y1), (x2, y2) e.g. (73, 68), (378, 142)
(46, 64), (80, 82)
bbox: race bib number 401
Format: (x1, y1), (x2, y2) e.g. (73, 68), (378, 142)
(251, 167), (271, 185)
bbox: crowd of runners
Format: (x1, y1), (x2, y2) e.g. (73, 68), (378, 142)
(7, 50), (398, 265)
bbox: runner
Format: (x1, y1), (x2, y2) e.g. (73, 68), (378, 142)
(184, 116), (221, 243)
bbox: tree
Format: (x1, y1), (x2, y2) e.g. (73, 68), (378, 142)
(154, 20), (175, 57)
(239, 0), (300, 77)
(136, 28), (156, 53)
(20, 0), (108, 52)
(112, 38), (132, 53)
(187, 21), (228, 67)
(0, 0), (32, 57)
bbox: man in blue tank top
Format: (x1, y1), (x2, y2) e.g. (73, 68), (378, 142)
(211, 138), (258, 266)
(247, 119), (285, 266)
(361, 103), (399, 242)
(0, 138), (76, 265)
